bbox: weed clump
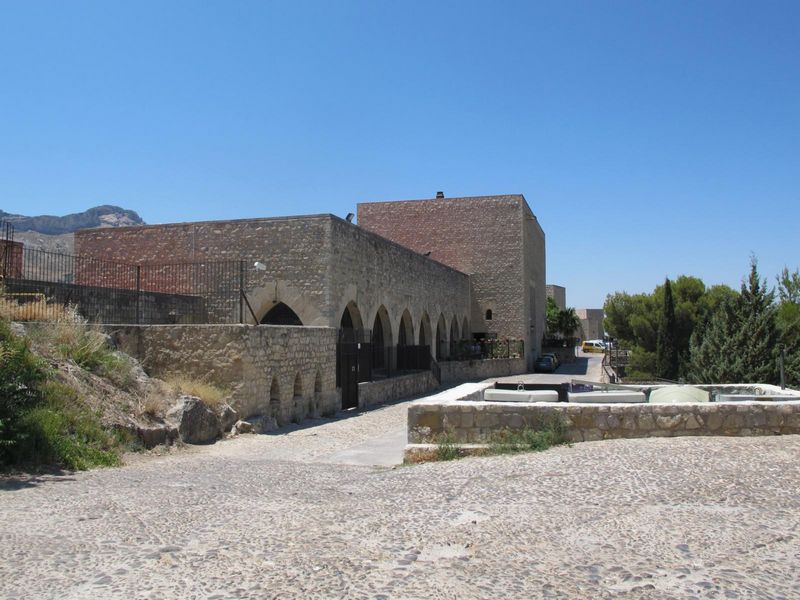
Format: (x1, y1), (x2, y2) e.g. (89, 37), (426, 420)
(488, 415), (568, 455)
(435, 432), (460, 461)
(165, 375), (228, 409)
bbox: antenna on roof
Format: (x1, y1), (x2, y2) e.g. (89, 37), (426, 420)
(345, 213), (354, 222)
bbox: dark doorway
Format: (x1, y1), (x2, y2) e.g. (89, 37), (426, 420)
(261, 302), (303, 326)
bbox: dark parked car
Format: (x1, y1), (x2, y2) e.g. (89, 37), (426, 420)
(534, 356), (556, 373)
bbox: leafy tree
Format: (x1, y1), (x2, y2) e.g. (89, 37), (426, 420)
(545, 296), (560, 338)
(546, 297), (582, 340)
(656, 278), (679, 380)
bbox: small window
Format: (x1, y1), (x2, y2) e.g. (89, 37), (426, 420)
(485, 309), (493, 321)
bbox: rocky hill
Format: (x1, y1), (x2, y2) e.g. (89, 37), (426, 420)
(1, 205), (144, 254)
(0, 205), (144, 235)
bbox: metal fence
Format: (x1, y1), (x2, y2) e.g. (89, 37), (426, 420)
(1, 242), (246, 324)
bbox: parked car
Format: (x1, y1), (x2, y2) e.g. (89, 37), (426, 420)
(581, 340), (605, 353)
(542, 353), (560, 369)
(534, 356), (556, 373)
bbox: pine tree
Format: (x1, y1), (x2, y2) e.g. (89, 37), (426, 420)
(689, 259), (778, 383)
(656, 278), (679, 380)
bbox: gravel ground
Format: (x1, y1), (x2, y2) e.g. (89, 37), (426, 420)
(2, 389), (799, 600)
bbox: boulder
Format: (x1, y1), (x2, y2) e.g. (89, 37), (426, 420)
(167, 395), (221, 444)
(137, 424), (179, 448)
(218, 404), (238, 435)
(233, 419), (254, 434)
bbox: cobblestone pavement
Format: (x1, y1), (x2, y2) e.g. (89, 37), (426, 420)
(2, 396), (800, 598)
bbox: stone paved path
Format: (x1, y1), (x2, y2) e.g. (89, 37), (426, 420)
(2, 391), (799, 600)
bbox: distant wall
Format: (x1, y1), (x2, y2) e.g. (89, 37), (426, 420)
(359, 372), (438, 409)
(108, 324), (339, 424)
(439, 357), (527, 385)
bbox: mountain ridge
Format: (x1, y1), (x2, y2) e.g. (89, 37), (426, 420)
(0, 205), (145, 235)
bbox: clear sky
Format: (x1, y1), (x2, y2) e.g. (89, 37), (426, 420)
(1, 1), (798, 308)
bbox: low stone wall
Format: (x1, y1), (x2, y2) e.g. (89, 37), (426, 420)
(439, 357), (526, 385)
(408, 400), (800, 445)
(359, 371), (438, 409)
(108, 324), (339, 425)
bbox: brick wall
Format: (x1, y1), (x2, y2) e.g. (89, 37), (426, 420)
(0, 240), (23, 278)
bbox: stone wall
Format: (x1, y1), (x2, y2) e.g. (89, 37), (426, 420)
(76, 215), (473, 361)
(439, 357), (527, 385)
(108, 324), (339, 424)
(327, 217), (471, 360)
(408, 400), (800, 445)
(358, 194), (546, 364)
(359, 372), (438, 409)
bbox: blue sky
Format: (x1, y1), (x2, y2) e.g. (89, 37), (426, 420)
(1, 0), (798, 308)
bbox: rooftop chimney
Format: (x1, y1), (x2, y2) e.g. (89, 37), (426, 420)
(435, 191), (444, 199)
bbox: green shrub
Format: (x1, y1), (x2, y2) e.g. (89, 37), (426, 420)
(0, 320), (46, 460)
(11, 381), (122, 470)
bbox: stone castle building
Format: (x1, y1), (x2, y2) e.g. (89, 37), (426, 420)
(546, 284), (566, 311)
(75, 193), (546, 368)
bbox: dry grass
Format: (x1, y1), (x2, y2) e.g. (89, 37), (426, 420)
(0, 294), (74, 322)
(165, 375), (228, 409)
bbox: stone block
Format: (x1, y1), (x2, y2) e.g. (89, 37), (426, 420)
(685, 414), (702, 430)
(656, 415), (682, 430)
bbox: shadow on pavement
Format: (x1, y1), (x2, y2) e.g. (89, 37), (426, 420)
(554, 357), (590, 376)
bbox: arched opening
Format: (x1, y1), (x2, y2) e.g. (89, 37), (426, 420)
(372, 305), (393, 373)
(419, 312), (432, 350)
(339, 301), (364, 332)
(462, 316), (470, 340)
(449, 317), (460, 359)
(398, 309), (414, 346)
(262, 302), (303, 326)
(313, 370), (322, 417)
(269, 377), (281, 423)
(485, 309), (493, 321)
(292, 372), (304, 423)
(436, 313), (447, 360)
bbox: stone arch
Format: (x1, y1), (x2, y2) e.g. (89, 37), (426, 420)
(418, 312), (432, 350)
(462, 316), (470, 340)
(398, 309), (414, 347)
(249, 280), (324, 326)
(372, 305), (393, 370)
(340, 300), (364, 331)
(269, 377), (281, 423)
(261, 302), (303, 326)
(436, 313), (447, 360)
